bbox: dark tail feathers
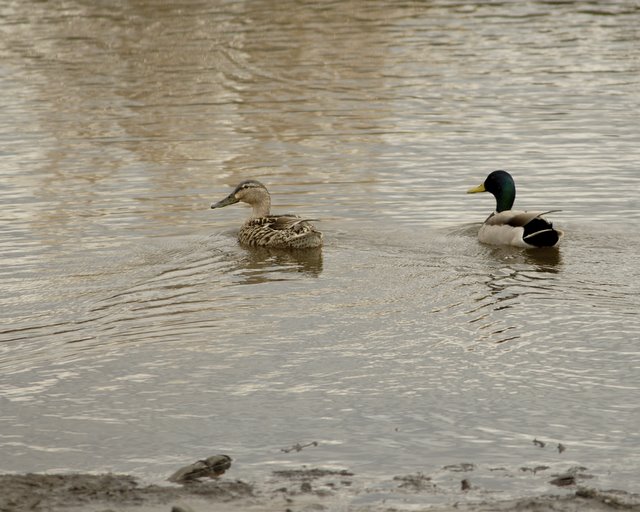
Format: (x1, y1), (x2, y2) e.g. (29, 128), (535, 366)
(523, 218), (560, 247)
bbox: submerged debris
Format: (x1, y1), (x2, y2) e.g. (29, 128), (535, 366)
(272, 468), (353, 480)
(168, 455), (232, 484)
(281, 441), (319, 453)
(520, 465), (550, 475)
(533, 438), (546, 448)
(443, 463), (475, 472)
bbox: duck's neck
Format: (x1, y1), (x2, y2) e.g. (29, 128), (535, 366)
(250, 196), (271, 218)
(495, 185), (515, 212)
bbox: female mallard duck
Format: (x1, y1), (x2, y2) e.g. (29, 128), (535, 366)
(211, 180), (323, 249)
(467, 170), (563, 248)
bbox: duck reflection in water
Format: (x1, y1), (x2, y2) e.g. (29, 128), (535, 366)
(471, 246), (563, 344)
(234, 245), (323, 285)
(488, 245), (563, 271)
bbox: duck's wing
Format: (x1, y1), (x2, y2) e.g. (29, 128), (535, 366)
(252, 214), (319, 232)
(240, 215), (323, 248)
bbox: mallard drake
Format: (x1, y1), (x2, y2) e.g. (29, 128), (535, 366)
(211, 180), (323, 249)
(168, 454), (232, 483)
(467, 170), (563, 248)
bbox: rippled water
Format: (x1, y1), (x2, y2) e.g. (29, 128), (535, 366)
(1, 0), (639, 505)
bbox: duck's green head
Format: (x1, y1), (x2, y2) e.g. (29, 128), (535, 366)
(211, 180), (269, 209)
(467, 170), (516, 212)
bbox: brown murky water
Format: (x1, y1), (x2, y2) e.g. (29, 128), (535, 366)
(1, 0), (639, 507)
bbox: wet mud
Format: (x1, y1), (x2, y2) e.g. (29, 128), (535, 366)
(1, 467), (638, 512)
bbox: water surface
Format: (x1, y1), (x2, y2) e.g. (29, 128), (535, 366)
(1, 0), (639, 505)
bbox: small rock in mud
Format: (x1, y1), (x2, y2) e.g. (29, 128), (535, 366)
(550, 474), (576, 487)
(549, 466), (594, 487)
(168, 454), (232, 483)
(171, 506), (195, 512)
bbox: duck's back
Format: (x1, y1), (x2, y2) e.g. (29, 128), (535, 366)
(238, 215), (323, 249)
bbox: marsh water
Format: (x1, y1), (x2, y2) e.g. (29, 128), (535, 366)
(1, 0), (639, 506)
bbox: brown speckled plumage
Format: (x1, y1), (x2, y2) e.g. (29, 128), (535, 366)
(211, 180), (323, 249)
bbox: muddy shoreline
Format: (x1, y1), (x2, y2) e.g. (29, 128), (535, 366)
(2, 469), (639, 512)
